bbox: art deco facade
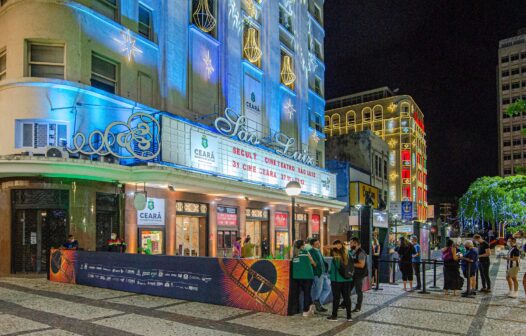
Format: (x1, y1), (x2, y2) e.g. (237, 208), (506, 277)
(498, 29), (526, 176)
(325, 87), (428, 221)
(0, 0), (342, 275)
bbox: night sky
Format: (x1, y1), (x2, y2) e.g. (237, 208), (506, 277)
(324, 0), (526, 201)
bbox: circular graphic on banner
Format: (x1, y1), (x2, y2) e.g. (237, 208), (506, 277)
(247, 260), (277, 293)
(51, 250), (63, 274)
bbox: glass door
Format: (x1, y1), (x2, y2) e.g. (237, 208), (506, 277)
(176, 216), (200, 256)
(246, 221), (261, 258)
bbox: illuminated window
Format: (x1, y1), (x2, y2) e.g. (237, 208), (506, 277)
(0, 49), (5, 80)
(138, 4), (153, 40)
(15, 120), (68, 148)
(243, 25), (262, 67)
(93, 0), (119, 21)
(401, 150), (410, 162)
(91, 53), (118, 94)
(401, 104), (410, 113)
(192, 0), (216, 35)
(402, 169), (410, 179)
(280, 51), (295, 89)
(28, 43), (65, 79)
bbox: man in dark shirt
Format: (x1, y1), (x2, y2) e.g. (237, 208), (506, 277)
(62, 235), (79, 250)
(474, 234), (491, 292)
(349, 237), (367, 312)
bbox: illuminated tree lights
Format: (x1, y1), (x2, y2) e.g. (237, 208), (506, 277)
(243, 27), (262, 63)
(193, 0), (217, 33)
(459, 175), (526, 233)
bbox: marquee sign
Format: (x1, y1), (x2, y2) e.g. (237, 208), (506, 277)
(162, 113), (336, 198)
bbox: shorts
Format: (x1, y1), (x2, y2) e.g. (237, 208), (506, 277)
(507, 266), (520, 278)
(463, 268), (477, 278)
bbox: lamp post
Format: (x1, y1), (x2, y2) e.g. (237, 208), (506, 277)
(393, 214), (399, 239)
(286, 181), (302, 243)
(354, 203), (363, 241)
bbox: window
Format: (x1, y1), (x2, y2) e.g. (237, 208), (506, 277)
(314, 76), (322, 96)
(511, 68), (520, 75)
(243, 25), (261, 68)
(16, 120), (68, 148)
(502, 70), (510, 77)
(316, 150), (322, 165)
(511, 53), (519, 61)
(513, 139), (521, 146)
(383, 160), (387, 180)
(279, 6), (293, 33)
(28, 43), (64, 79)
(309, 112), (322, 132)
(514, 153), (522, 160)
(501, 56), (509, 63)
(522, 81), (526, 88)
(401, 104), (409, 113)
(512, 82), (520, 89)
(504, 140), (511, 147)
(91, 54), (118, 94)
(0, 49), (5, 80)
(504, 168), (512, 175)
(504, 126), (511, 132)
(138, 4), (153, 40)
(513, 125), (522, 132)
(503, 98), (510, 105)
(522, 51), (526, 59)
(504, 154), (511, 161)
(280, 51), (295, 89)
(502, 83), (510, 90)
(93, 0), (118, 21)
(522, 66), (526, 74)
(314, 40), (323, 60)
(311, 4), (322, 24)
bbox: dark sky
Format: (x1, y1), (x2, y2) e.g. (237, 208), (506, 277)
(324, 0), (526, 201)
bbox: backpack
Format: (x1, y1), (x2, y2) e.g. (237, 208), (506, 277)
(338, 254), (355, 279)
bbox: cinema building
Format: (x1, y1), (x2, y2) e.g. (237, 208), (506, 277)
(0, 0), (342, 274)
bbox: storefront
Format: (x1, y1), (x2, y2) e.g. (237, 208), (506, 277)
(245, 208), (270, 258)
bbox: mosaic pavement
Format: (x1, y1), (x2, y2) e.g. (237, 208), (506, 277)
(0, 256), (524, 336)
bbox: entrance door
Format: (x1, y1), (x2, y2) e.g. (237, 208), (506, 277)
(13, 209), (67, 273)
(96, 193), (119, 251)
(176, 216), (202, 256)
(299, 222), (308, 241)
(246, 221), (261, 257)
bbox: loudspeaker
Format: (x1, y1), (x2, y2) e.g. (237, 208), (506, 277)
(360, 206), (372, 254)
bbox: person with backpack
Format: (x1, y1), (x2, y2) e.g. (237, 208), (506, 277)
(349, 237), (368, 313)
(324, 240), (353, 322)
(292, 240), (316, 317)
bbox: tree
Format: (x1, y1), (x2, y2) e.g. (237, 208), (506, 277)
(459, 176), (526, 233)
(506, 99), (526, 174)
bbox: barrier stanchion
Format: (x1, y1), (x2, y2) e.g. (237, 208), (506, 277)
(418, 260), (430, 294)
(391, 258), (398, 285)
(429, 259), (439, 289)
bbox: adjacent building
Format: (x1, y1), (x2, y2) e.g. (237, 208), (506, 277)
(498, 28), (526, 176)
(325, 87), (428, 221)
(0, 0), (343, 275)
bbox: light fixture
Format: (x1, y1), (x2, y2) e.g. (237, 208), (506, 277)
(113, 29), (143, 63)
(193, 0), (217, 33)
(281, 55), (296, 86)
(285, 180), (301, 196)
(243, 27), (262, 63)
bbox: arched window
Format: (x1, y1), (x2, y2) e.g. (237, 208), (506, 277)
(346, 110), (356, 132)
(331, 114), (341, 128)
(373, 105), (383, 120)
(362, 107), (372, 122)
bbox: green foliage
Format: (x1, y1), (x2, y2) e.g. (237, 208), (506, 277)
(506, 99), (526, 117)
(459, 176), (526, 227)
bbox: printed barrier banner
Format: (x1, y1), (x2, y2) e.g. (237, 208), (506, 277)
(49, 249), (290, 315)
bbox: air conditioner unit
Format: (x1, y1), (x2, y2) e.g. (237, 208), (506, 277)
(30, 147), (67, 158)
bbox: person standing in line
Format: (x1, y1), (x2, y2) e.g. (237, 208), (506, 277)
(395, 236), (414, 291)
(232, 237), (242, 259)
(62, 235), (79, 250)
(410, 235), (422, 290)
(308, 238), (330, 313)
(504, 237), (520, 298)
(241, 236), (255, 258)
(460, 240), (478, 296)
(292, 240), (316, 317)
(349, 237), (368, 313)
(324, 240), (352, 322)
(473, 234), (491, 293)
(371, 238), (381, 287)
(442, 239), (461, 296)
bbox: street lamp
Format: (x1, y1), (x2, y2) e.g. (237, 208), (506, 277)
(286, 181), (302, 242)
(353, 204), (363, 241)
(393, 214), (400, 239)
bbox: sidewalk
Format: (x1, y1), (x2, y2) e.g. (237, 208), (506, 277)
(0, 256), (523, 336)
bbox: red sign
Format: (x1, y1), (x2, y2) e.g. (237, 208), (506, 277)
(274, 212), (288, 230)
(311, 214), (320, 234)
(217, 213), (238, 227)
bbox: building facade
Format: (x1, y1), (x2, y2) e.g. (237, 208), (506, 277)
(0, 0), (341, 275)
(325, 87), (428, 221)
(498, 28), (526, 176)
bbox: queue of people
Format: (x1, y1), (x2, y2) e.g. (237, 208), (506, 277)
(292, 237), (368, 321)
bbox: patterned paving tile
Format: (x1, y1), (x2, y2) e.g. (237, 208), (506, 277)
(158, 302), (249, 321)
(334, 321), (449, 336)
(107, 294), (185, 308)
(0, 314), (50, 335)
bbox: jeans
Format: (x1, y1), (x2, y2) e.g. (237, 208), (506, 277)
(331, 282), (351, 318)
(311, 273), (331, 304)
(413, 262), (422, 288)
(479, 260), (491, 289)
(350, 276), (364, 310)
(295, 279), (313, 312)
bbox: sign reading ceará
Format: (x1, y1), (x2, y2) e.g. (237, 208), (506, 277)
(191, 129), (218, 169)
(137, 198), (165, 226)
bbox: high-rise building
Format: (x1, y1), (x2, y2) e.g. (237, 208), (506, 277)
(498, 28), (526, 176)
(0, 0), (341, 275)
(325, 87), (428, 221)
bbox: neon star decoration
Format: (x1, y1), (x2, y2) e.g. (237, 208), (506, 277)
(203, 50), (214, 79)
(284, 99), (296, 120)
(114, 29), (142, 62)
(310, 130), (320, 144)
(387, 102), (398, 113)
(388, 138), (398, 148)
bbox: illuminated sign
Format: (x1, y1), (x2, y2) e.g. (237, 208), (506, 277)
(162, 114), (335, 198)
(137, 198), (165, 226)
(349, 182), (379, 208)
(274, 212), (289, 231)
(217, 206), (238, 227)
(311, 214), (320, 233)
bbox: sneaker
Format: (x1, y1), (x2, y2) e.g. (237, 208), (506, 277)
(346, 317), (353, 322)
(302, 311), (312, 317)
(510, 291), (519, 298)
(352, 308), (361, 313)
(327, 316), (338, 321)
